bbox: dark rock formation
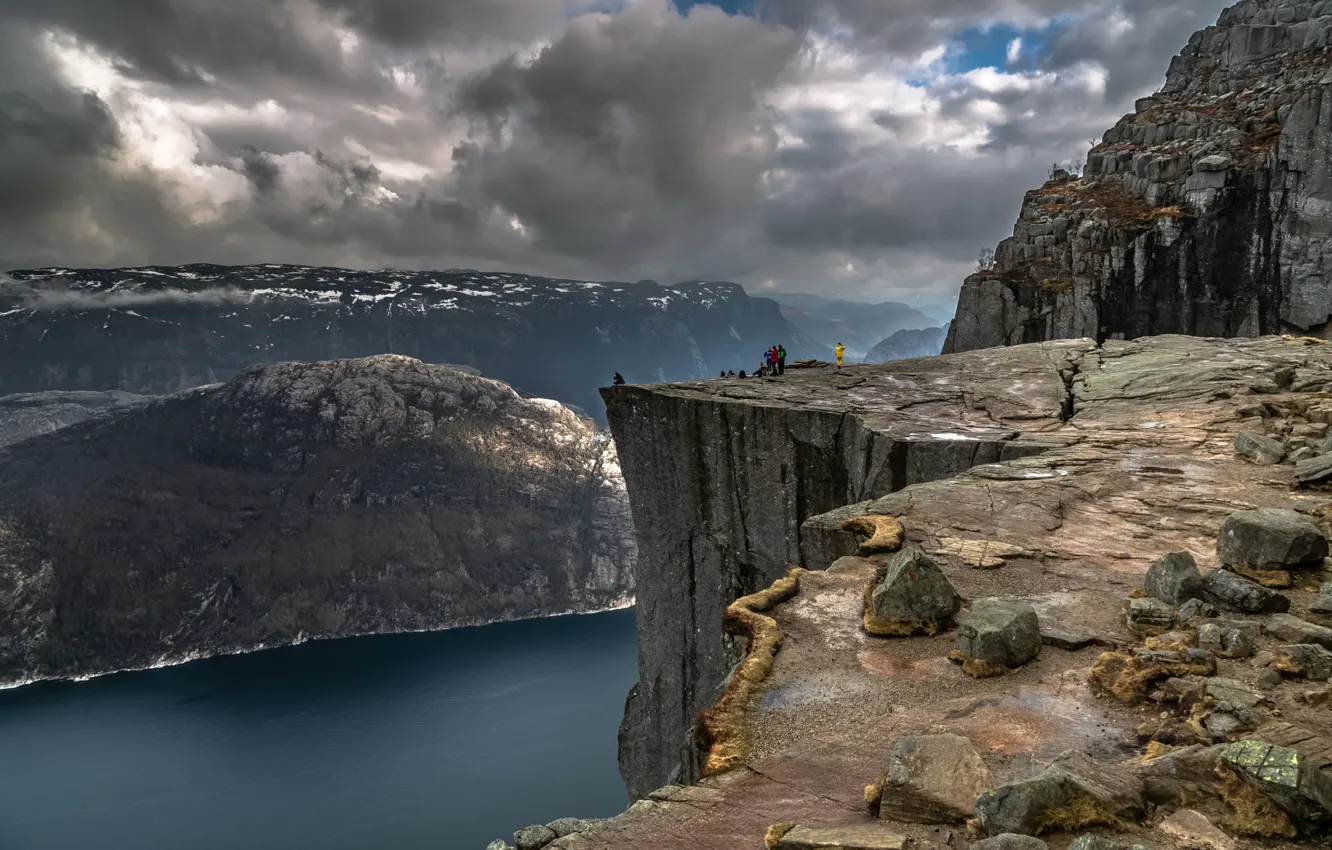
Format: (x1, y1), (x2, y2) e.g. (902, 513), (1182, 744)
(0, 390), (155, 448)
(0, 355), (635, 685)
(0, 264), (827, 425)
(945, 0), (1332, 354)
(863, 325), (949, 364)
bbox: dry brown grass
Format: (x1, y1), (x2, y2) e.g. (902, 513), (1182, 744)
(865, 775), (886, 818)
(696, 566), (805, 777)
(863, 578), (944, 637)
(1089, 650), (1215, 703)
(1144, 631), (1197, 652)
(764, 823), (796, 849)
(842, 515), (905, 555)
(1215, 763), (1298, 837)
(1031, 794), (1125, 834)
(948, 649), (1008, 679)
(1230, 567), (1292, 588)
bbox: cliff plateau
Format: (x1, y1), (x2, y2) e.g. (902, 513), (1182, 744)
(576, 334), (1332, 850)
(947, 0), (1332, 354)
(0, 355), (635, 685)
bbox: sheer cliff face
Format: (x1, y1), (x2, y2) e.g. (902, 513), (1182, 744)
(946, 0), (1332, 354)
(0, 355), (635, 685)
(602, 353), (1073, 797)
(0, 265), (827, 422)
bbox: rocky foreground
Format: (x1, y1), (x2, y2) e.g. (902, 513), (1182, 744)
(0, 355), (635, 685)
(946, 0), (1332, 353)
(494, 334), (1332, 849)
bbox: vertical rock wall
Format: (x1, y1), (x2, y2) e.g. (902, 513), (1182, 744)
(946, 0), (1332, 353)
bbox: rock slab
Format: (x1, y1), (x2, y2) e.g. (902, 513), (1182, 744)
(879, 734), (991, 823)
(975, 751), (1145, 836)
(1217, 509), (1328, 570)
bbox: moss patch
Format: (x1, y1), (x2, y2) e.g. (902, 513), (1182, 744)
(1089, 650), (1214, 703)
(764, 823), (796, 849)
(1215, 763), (1298, 838)
(843, 515), (905, 555)
(948, 649), (1008, 678)
(695, 567), (805, 777)
(1031, 794), (1123, 834)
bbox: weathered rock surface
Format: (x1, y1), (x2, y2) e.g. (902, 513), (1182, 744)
(1313, 582), (1332, 613)
(1236, 431), (1287, 465)
(1220, 738), (1332, 824)
(1127, 598), (1178, 635)
(944, 0), (1332, 353)
(1158, 808), (1236, 850)
(1145, 552), (1204, 604)
(866, 550), (962, 636)
(955, 600), (1042, 671)
(774, 824), (906, 850)
(878, 734), (990, 823)
(971, 836), (1049, 850)
(586, 332), (1332, 848)
(1266, 614), (1332, 648)
(0, 355), (636, 685)
(1199, 568), (1292, 613)
(975, 751), (1145, 837)
(1197, 619), (1260, 658)
(1217, 508), (1328, 569)
(1275, 644), (1332, 679)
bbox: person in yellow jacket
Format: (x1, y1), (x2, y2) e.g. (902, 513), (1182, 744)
(835, 342), (845, 368)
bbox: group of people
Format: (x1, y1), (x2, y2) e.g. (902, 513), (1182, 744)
(616, 340), (846, 386)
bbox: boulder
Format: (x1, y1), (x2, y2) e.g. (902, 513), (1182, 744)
(1157, 809), (1235, 850)
(1177, 598), (1219, 624)
(1126, 598), (1176, 635)
(1217, 509), (1327, 570)
(1219, 739), (1332, 824)
(1067, 838), (1147, 850)
(1144, 552), (1203, 604)
(545, 818), (598, 838)
(1196, 619), (1258, 659)
(970, 836), (1048, 850)
(1130, 743), (1226, 806)
(878, 733), (991, 823)
(774, 824), (907, 850)
(514, 825), (558, 850)
(486, 842), (514, 850)
(1264, 614), (1332, 650)
(865, 549), (962, 636)
(1198, 570), (1290, 614)
(975, 750), (1145, 836)
(1234, 431), (1286, 465)
(1274, 645), (1332, 681)
(1312, 582), (1332, 615)
(1295, 452), (1332, 485)
(1205, 677), (1266, 710)
(954, 599), (1041, 674)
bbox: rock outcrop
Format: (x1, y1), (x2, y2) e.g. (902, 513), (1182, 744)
(0, 264), (827, 424)
(0, 390), (154, 448)
(945, 0), (1332, 354)
(0, 355), (635, 685)
(578, 333), (1332, 849)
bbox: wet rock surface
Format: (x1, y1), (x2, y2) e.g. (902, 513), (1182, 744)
(0, 355), (637, 685)
(588, 332), (1332, 850)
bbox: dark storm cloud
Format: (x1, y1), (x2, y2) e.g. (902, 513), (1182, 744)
(0, 0), (1247, 297)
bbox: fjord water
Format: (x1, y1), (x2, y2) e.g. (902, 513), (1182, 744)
(0, 608), (638, 850)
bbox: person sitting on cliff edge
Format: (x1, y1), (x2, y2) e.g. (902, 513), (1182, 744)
(835, 342), (845, 368)
(613, 372), (626, 385)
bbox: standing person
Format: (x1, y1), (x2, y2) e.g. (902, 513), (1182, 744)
(777, 345), (787, 375)
(613, 372), (626, 385)
(767, 347), (779, 375)
(834, 343), (845, 368)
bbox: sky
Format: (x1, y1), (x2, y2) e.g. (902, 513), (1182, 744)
(0, 0), (1232, 309)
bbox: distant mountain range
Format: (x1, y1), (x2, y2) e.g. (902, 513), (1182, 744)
(1, 265), (828, 423)
(862, 323), (950, 364)
(765, 292), (942, 359)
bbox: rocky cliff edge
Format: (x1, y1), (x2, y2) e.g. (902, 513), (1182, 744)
(946, 0), (1332, 354)
(574, 335), (1332, 850)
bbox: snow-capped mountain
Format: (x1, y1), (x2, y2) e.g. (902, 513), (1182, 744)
(0, 264), (827, 419)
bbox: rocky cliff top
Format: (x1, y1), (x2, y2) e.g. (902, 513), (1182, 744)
(573, 334), (1332, 850)
(946, 0), (1332, 354)
(0, 389), (152, 448)
(0, 355), (634, 685)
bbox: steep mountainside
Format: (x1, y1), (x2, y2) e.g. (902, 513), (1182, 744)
(0, 355), (635, 685)
(947, 0), (1332, 353)
(0, 265), (827, 422)
(862, 324), (949, 363)
(0, 390), (154, 448)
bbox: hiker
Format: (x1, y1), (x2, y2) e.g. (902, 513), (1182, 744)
(613, 372), (626, 385)
(720, 371), (726, 378)
(777, 344), (787, 375)
(767, 347), (779, 375)
(727, 370), (735, 377)
(835, 343), (845, 368)
(738, 370), (747, 379)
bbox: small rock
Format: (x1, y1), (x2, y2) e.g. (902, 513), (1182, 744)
(1205, 677), (1266, 710)
(1195, 154), (1232, 172)
(865, 549), (962, 636)
(1265, 613), (1332, 649)
(975, 750), (1145, 836)
(879, 734), (991, 823)
(1158, 808), (1236, 850)
(775, 823), (907, 850)
(546, 817), (597, 838)
(1219, 739), (1332, 824)
(1289, 446), (1317, 464)
(1296, 452), (1332, 484)
(1144, 551), (1203, 604)
(1311, 582), (1332, 614)
(1068, 838), (1147, 850)
(1130, 743), (1227, 806)
(486, 842), (514, 850)
(1234, 431), (1286, 465)
(513, 824), (558, 850)
(1127, 598), (1176, 635)
(1273, 644), (1332, 680)
(1217, 508), (1328, 570)
(1257, 668), (1284, 688)
(953, 599), (1041, 674)
(970, 836), (1048, 850)
(1041, 628), (1106, 651)
(1198, 569), (1290, 614)
(1196, 620), (1258, 659)
(1177, 598), (1218, 624)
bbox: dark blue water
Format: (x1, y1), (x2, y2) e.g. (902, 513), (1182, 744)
(0, 608), (638, 850)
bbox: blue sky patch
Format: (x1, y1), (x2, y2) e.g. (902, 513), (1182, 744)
(944, 20), (1065, 76)
(672, 0), (757, 16)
